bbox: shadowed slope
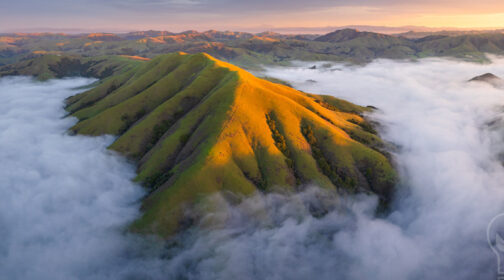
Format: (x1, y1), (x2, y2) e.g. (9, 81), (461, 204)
(469, 72), (504, 88)
(316, 28), (409, 45)
(65, 52), (396, 236)
(0, 54), (141, 81)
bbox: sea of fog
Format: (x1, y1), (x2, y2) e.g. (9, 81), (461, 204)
(2, 57), (504, 280)
(0, 77), (167, 280)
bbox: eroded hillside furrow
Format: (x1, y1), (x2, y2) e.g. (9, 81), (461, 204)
(139, 106), (214, 192)
(110, 60), (212, 137)
(301, 123), (357, 192)
(134, 72), (241, 188)
(66, 69), (138, 113)
(265, 112), (301, 186)
(111, 67), (236, 162)
(70, 56), (195, 124)
(141, 67), (235, 157)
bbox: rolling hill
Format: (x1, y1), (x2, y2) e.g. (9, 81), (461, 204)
(469, 72), (504, 88)
(0, 53), (142, 80)
(0, 52), (396, 236)
(316, 28), (410, 45)
(20, 52), (393, 236)
(3, 28), (504, 69)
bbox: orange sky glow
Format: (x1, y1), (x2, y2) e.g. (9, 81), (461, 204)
(2, 1), (504, 33)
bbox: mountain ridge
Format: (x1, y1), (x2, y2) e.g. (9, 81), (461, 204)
(55, 52), (396, 236)
(0, 52), (396, 236)
(315, 28), (409, 44)
(2, 28), (504, 69)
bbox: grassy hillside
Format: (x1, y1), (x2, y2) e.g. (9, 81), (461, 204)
(0, 54), (142, 80)
(316, 28), (411, 45)
(63, 52), (396, 236)
(414, 33), (503, 62)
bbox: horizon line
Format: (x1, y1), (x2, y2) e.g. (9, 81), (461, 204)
(3, 24), (504, 35)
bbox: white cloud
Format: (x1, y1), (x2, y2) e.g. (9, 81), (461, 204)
(0, 77), (164, 280)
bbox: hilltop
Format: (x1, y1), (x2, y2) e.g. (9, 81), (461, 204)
(3, 52), (396, 236)
(316, 28), (410, 44)
(469, 73), (504, 88)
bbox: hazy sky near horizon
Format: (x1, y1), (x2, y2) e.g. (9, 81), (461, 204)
(2, 0), (504, 32)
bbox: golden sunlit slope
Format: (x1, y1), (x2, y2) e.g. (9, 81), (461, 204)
(65, 52), (396, 236)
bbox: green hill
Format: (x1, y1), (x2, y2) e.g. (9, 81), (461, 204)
(415, 34), (504, 61)
(0, 52), (396, 237)
(60, 52), (396, 236)
(0, 54), (141, 80)
(315, 28), (410, 45)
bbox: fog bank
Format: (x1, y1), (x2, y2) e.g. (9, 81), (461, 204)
(0, 77), (166, 280)
(264, 58), (504, 279)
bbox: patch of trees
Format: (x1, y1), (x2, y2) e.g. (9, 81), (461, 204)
(301, 123), (356, 191)
(265, 113), (302, 185)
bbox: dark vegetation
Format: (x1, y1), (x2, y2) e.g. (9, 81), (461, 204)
(0, 54), (139, 81)
(118, 108), (147, 134)
(49, 57), (115, 79)
(301, 123), (356, 192)
(144, 171), (173, 193)
(348, 118), (377, 135)
(265, 113), (302, 185)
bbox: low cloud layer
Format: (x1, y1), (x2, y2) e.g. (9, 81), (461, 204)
(0, 77), (165, 279)
(264, 58), (504, 278)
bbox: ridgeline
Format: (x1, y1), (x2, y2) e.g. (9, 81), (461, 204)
(1, 52), (396, 236)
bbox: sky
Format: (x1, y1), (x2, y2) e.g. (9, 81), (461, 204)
(2, 0), (504, 33)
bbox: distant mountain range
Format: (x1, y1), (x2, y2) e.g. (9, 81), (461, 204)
(2, 28), (504, 69)
(395, 29), (504, 39)
(5, 24), (502, 35)
(250, 25), (504, 35)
